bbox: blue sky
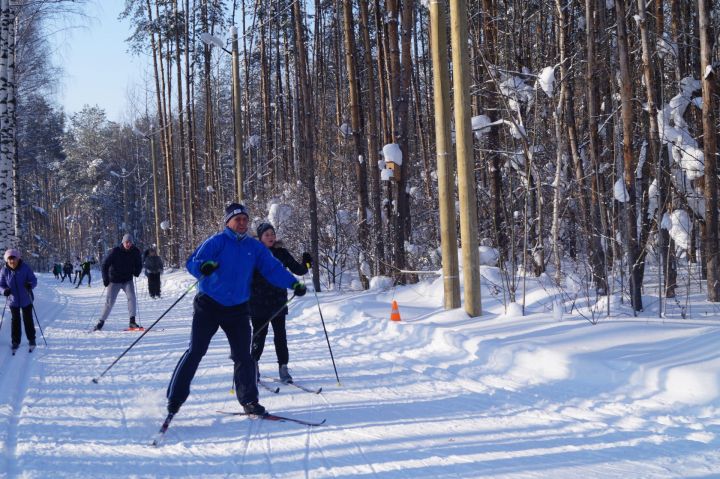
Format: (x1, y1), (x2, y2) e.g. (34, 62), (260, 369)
(56, 1), (150, 123)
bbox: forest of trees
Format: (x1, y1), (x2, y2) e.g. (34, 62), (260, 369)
(0, 0), (719, 315)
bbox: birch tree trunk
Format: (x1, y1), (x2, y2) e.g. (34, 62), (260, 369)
(0, 0), (16, 249)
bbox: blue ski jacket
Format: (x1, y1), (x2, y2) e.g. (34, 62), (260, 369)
(187, 227), (298, 307)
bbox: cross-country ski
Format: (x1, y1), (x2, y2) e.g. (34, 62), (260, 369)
(264, 377), (323, 394)
(4, 6), (720, 473)
(217, 410), (326, 427)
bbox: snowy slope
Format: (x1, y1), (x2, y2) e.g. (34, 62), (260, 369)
(0, 270), (719, 478)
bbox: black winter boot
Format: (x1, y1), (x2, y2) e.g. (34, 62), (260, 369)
(241, 401), (267, 416)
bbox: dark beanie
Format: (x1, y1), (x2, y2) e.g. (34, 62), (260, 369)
(223, 203), (249, 224)
(256, 222), (275, 238)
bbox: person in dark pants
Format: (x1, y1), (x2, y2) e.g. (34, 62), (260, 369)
(52, 263), (61, 279)
(250, 222), (311, 383)
(75, 257), (96, 288)
(165, 203), (307, 417)
(143, 247), (164, 298)
(61, 260), (73, 282)
(72, 257), (82, 284)
(0, 249), (38, 352)
(93, 234), (143, 331)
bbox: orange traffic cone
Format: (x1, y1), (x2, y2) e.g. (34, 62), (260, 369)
(390, 300), (401, 321)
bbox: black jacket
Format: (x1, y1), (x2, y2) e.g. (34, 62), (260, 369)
(249, 246), (308, 318)
(144, 255), (164, 275)
(102, 245), (142, 284)
(81, 259), (96, 273)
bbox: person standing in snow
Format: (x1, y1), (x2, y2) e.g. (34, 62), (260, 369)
(0, 249), (38, 352)
(62, 260), (73, 282)
(250, 222), (311, 383)
(93, 234), (143, 331)
(143, 247), (164, 298)
(165, 203), (307, 417)
(72, 257), (82, 284)
(52, 262), (61, 280)
(75, 257), (96, 288)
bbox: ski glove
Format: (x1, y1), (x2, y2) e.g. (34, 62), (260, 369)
(103, 279), (109, 287)
(302, 252), (313, 268)
(25, 282), (32, 290)
(292, 282), (307, 297)
(2, 288), (10, 297)
(200, 260), (219, 276)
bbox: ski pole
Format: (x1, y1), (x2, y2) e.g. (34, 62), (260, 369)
(30, 303), (47, 346)
(305, 262), (341, 385)
(0, 296), (6, 332)
(91, 280), (198, 384)
(25, 286), (48, 346)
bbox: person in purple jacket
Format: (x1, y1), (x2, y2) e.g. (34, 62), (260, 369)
(0, 248), (38, 352)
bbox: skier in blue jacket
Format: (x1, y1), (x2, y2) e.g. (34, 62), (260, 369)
(0, 248), (38, 352)
(166, 203), (307, 417)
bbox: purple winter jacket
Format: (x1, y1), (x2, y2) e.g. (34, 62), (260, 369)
(0, 260), (37, 307)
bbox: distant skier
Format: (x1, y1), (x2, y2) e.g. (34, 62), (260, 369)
(75, 257), (96, 288)
(250, 222), (311, 383)
(72, 257), (82, 284)
(93, 234), (142, 331)
(0, 249), (38, 353)
(61, 260), (73, 283)
(143, 247), (164, 298)
(165, 203), (306, 418)
(52, 262), (61, 280)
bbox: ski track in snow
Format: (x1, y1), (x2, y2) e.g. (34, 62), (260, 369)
(0, 271), (719, 477)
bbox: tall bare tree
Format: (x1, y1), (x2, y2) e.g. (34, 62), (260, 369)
(698, 0), (719, 301)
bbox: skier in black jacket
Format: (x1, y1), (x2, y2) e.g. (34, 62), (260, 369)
(61, 260), (73, 282)
(93, 234), (143, 331)
(75, 257), (96, 288)
(250, 222), (311, 383)
(143, 247), (164, 298)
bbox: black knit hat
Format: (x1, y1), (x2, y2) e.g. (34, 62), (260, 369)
(223, 203), (249, 224)
(256, 222), (275, 238)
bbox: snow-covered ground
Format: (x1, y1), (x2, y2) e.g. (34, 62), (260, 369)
(0, 268), (719, 478)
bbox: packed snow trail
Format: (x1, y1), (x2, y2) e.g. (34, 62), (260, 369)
(0, 270), (719, 478)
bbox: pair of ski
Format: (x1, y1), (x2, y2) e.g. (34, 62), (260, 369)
(89, 327), (145, 333)
(11, 345), (35, 356)
(259, 377), (322, 395)
(151, 410), (326, 446)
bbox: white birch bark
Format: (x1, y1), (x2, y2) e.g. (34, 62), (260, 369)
(0, 0), (15, 250)
(8, 3), (17, 244)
